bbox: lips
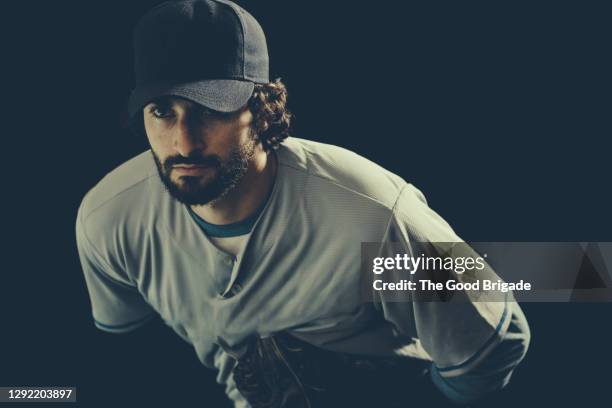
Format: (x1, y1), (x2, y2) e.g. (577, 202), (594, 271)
(172, 165), (212, 175)
(174, 164), (208, 169)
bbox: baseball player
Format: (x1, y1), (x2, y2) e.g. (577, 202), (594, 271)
(76, 1), (530, 407)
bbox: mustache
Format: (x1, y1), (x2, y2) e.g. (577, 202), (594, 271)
(163, 153), (222, 169)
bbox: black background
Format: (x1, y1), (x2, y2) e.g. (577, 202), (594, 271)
(2, 0), (611, 407)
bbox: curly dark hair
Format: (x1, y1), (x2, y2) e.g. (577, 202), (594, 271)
(128, 78), (292, 151)
(248, 78), (292, 151)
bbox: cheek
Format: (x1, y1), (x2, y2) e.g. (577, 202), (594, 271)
(224, 112), (255, 147)
(238, 110), (254, 136)
(143, 119), (171, 152)
(207, 121), (252, 151)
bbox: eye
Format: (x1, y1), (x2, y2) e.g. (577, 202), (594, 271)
(199, 107), (217, 119)
(148, 105), (173, 119)
(199, 107), (232, 121)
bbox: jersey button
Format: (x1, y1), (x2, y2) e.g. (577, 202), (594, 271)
(224, 256), (235, 266)
(230, 283), (243, 295)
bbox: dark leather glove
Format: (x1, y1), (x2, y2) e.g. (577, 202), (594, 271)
(232, 332), (457, 408)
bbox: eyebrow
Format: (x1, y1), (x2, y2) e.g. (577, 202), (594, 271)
(148, 97), (182, 106)
(146, 98), (228, 117)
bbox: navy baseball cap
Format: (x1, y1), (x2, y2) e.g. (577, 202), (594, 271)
(127, 0), (269, 117)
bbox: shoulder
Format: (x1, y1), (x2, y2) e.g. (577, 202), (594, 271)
(78, 151), (156, 218)
(278, 137), (407, 211)
(76, 150), (157, 248)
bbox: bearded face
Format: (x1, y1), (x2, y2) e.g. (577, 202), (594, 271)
(143, 96), (256, 205)
(151, 139), (255, 205)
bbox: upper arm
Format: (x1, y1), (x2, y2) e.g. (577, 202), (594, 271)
(76, 205), (155, 333)
(378, 183), (516, 370)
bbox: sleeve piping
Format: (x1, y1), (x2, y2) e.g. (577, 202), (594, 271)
(93, 313), (155, 334)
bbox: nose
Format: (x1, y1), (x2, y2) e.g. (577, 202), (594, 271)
(172, 116), (204, 157)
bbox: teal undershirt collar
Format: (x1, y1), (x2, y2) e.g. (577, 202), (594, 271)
(187, 199), (267, 238)
(188, 154), (277, 238)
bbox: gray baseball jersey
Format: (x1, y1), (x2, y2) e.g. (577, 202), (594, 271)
(76, 137), (528, 406)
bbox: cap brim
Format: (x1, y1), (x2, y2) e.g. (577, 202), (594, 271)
(128, 79), (254, 117)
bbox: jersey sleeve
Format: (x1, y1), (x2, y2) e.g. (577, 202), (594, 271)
(377, 183), (530, 400)
(429, 301), (530, 403)
(76, 205), (155, 333)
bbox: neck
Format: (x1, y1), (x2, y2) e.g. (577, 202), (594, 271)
(190, 149), (277, 225)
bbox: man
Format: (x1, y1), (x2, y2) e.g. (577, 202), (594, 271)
(76, 1), (530, 407)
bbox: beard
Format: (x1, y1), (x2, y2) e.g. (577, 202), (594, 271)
(151, 139), (256, 206)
